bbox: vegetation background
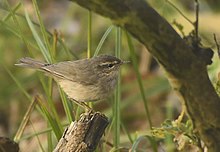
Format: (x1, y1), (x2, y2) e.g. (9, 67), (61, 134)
(0, 0), (219, 151)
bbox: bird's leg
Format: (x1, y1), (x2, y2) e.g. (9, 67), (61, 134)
(70, 98), (94, 113)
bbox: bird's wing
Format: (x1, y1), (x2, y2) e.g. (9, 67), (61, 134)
(42, 60), (98, 85)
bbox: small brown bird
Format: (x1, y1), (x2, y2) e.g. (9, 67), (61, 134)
(15, 55), (128, 109)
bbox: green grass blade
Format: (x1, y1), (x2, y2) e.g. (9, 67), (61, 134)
(32, 0), (52, 62)
(87, 10), (92, 58)
(47, 122), (53, 152)
(20, 127), (52, 141)
(87, 10), (93, 108)
(24, 9), (51, 63)
(104, 117), (115, 151)
(5, 66), (46, 121)
(36, 96), (62, 139)
(126, 32), (153, 129)
(105, 77), (170, 117)
(131, 135), (157, 152)
(59, 87), (73, 123)
(23, 4), (73, 130)
(0, 20), (39, 51)
(1, 3), (76, 59)
(38, 75), (50, 97)
(94, 25), (114, 56)
(20, 123), (68, 141)
(52, 30), (58, 58)
(113, 26), (122, 148)
(121, 123), (134, 144)
(14, 97), (37, 142)
(38, 75), (63, 136)
(2, 2), (21, 21)
(30, 121), (46, 152)
(5, 66), (61, 144)
(3, 0), (32, 54)
(4, 66), (31, 100)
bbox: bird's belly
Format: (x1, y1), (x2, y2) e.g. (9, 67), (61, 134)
(57, 79), (113, 102)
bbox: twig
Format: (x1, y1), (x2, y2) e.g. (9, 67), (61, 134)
(214, 34), (220, 58)
(166, 0), (194, 26)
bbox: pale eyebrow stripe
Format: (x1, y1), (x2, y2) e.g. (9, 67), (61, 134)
(99, 61), (119, 66)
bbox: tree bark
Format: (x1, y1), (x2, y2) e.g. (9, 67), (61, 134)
(69, 0), (220, 151)
(0, 137), (19, 152)
(54, 112), (109, 152)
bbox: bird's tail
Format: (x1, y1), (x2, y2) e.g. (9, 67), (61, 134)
(15, 57), (48, 69)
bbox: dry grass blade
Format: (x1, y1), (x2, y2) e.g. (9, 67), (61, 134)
(14, 97), (37, 142)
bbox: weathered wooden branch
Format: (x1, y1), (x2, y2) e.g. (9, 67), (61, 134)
(69, 0), (220, 151)
(54, 112), (109, 152)
(0, 137), (19, 152)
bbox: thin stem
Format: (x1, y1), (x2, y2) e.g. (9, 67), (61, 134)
(114, 27), (122, 148)
(87, 10), (93, 108)
(126, 32), (153, 129)
(30, 121), (46, 152)
(94, 25), (114, 56)
(32, 0), (52, 62)
(2, 2), (21, 21)
(166, 0), (194, 26)
(195, 0), (199, 44)
(14, 97), (37, 142)
(87, 10), (92, 58)
(3, 0), (33, 56)
(47, 122), (53, 152)
(214, 34), (220, 58)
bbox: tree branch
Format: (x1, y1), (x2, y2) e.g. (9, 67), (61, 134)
(70, 0), (220, 151)
(0, 137), (19, 152)
(54, 112), (109, 152)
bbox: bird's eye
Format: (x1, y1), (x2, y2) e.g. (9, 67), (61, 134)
(107, 63), (114, 68)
